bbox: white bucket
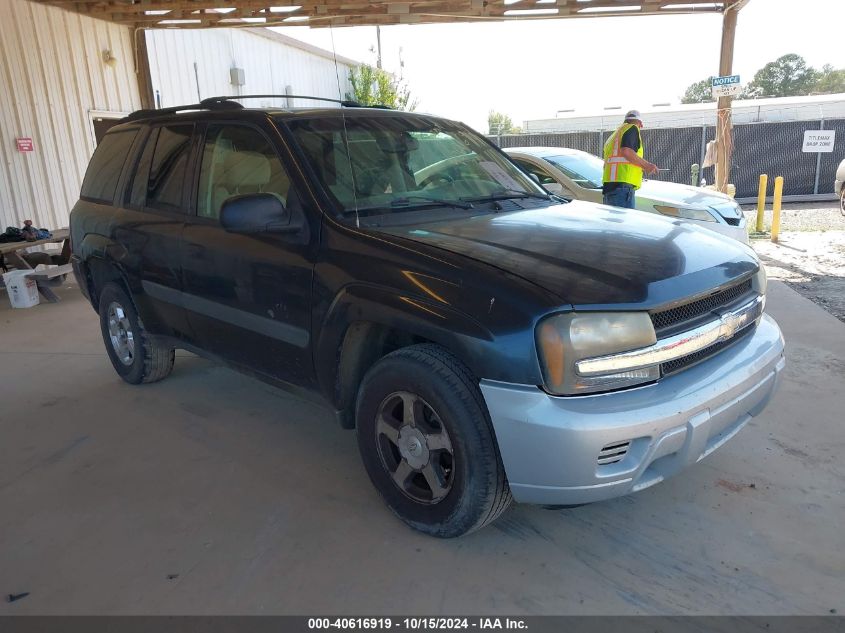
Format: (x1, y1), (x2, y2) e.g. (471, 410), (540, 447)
(3, 270), (40, 308)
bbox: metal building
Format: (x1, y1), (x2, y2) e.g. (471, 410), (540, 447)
(0, 0), (356, 233)
(525, 93), (845, 134)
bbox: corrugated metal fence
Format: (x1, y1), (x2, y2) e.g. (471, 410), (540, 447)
(492, 118), (845, 201)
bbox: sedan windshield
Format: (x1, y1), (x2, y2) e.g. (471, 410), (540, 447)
(545, 153), (604, 190)
(284, 114), (544, 219)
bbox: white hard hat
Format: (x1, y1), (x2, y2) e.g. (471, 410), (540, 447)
(624, 109), (642, 121)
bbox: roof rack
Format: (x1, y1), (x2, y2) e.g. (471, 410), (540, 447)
(124, 100), (242, 122)
(199, 94), (391, 109)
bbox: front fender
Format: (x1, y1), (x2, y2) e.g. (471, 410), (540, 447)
(314, 283), (544, 407)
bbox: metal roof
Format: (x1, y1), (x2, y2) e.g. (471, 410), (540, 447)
(32, 0), (731, 29)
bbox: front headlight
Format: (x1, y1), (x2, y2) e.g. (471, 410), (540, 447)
(536, 312), (659, 396)
(654, 204), (718, 223)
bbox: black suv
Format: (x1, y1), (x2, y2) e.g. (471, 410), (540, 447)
(70, 97), (785, 537)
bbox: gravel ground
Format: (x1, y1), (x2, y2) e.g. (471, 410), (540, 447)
(741, 202), (845, 322)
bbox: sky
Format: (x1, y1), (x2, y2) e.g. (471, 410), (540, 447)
(273, 0), (845, 133)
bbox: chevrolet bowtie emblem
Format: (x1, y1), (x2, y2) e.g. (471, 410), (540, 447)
(718, 301), (758, 342)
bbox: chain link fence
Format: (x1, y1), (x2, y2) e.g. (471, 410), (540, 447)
(491, 118), (844, 201)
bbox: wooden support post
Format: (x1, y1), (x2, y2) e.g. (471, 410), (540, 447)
(715, 5), (739, 194)
(134, 28), (155, 110)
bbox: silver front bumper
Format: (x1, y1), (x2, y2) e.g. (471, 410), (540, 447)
(481, 313), (785, 505)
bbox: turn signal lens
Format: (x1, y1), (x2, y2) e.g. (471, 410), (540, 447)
(537, 320), (565, 389)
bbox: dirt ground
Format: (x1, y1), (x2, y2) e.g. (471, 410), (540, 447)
(743, 202), (845, 322)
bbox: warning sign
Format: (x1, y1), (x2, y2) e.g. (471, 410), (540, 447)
(15, 138), (34, 152)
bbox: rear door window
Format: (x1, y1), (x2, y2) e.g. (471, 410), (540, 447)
(126, 128), (159, 209)
(146, 125), (194, 212)
(80, 129), (139, 203)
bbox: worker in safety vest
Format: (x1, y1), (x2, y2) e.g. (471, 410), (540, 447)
(602, 110), (659, 209)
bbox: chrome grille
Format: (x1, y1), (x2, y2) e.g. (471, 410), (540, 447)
(650, 279), (753, 334)
(661, 323), (756, 376)
(597, 441), (630, 466)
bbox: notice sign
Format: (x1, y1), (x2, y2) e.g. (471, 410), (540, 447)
(711, 75), (742, 98)
(16, 138), (34, 152)
(802, 130), (836, 152)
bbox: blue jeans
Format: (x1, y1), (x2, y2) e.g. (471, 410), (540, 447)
(603, 184), (635, 209)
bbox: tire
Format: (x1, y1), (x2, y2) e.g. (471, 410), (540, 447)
(355, 344), (512, 537)
(840, 187), (845, 217)
(98, 282), (174, 384)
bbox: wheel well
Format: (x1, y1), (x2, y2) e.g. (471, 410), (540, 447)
(87, 258), (127, 307)
(334, 322), (433, 429)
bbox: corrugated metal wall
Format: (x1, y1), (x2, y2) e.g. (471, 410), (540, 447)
(0, 0), (141, 231)
(146, 28), (354, 110)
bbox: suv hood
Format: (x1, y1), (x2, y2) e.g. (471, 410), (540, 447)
(378, 200), (758, 309)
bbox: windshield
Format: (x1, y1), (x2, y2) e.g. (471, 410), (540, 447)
(544, 153), (604, 190)
(283, 114), (544, 219)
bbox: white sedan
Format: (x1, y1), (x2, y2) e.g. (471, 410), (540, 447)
(505, 146), (749, 243)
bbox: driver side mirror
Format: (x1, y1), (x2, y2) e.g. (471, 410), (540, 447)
(220, 193), (295, 234)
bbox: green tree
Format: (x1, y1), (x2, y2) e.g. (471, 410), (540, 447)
(813, 64), (845, 95)
(488, 111), (520, 135)
(741, 53), (818, 99)
(680, 76), (716, 104)
(346, 64), (416, 111)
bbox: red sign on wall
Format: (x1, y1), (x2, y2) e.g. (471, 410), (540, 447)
(16, 138), (34, 152)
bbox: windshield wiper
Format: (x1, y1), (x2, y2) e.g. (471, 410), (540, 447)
(344, 195), (473, 216)
(389, 195), (473, 209)
(463, 189), (550, 203)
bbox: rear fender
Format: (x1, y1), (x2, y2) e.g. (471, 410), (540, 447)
(78, 234), (163, 331)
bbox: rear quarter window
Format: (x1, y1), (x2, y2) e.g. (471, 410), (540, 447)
(80, 129), (139, 203)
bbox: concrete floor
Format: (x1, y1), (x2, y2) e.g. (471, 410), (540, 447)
(0, 280), (842, 615)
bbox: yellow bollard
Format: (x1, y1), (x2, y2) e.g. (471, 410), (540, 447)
(755, 174), (768, 233)
(771, 176), (783, 243)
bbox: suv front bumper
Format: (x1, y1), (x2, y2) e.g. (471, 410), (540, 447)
(481, 313), (785, 505)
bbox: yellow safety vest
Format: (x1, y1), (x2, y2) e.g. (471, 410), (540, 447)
(603, 123), (644, 189)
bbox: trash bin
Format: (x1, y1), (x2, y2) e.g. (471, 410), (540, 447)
(3, 270), (40, 308)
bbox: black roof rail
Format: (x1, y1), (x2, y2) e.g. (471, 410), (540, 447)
(124, 100), (243, 122)
(199, 94), (391, 109)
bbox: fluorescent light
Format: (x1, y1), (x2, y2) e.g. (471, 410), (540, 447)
(159, 19), (202, 24)
(241, 17), (266, 22)
(579, 5), (641, 12)
(283, 15), (309, 21)
(144, 10), (170, 15)
(504, 0), (523, 5)
(212, 7), (237, 13)
(270, 5), (302, 11)
(504, 8), (560, 15)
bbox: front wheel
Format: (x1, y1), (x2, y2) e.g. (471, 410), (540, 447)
(355, 344), (512, 537)
(840, 187), (845, 217)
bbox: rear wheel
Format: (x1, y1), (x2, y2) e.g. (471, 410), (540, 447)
(355, 344), (511, 537)
(98, 282), (174, 384)
(840, 187), (844, 216)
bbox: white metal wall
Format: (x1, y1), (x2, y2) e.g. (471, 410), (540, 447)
(146, 28), (354, 110)
(526, 94), (845, 133)
(0, 0), (141, 231)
